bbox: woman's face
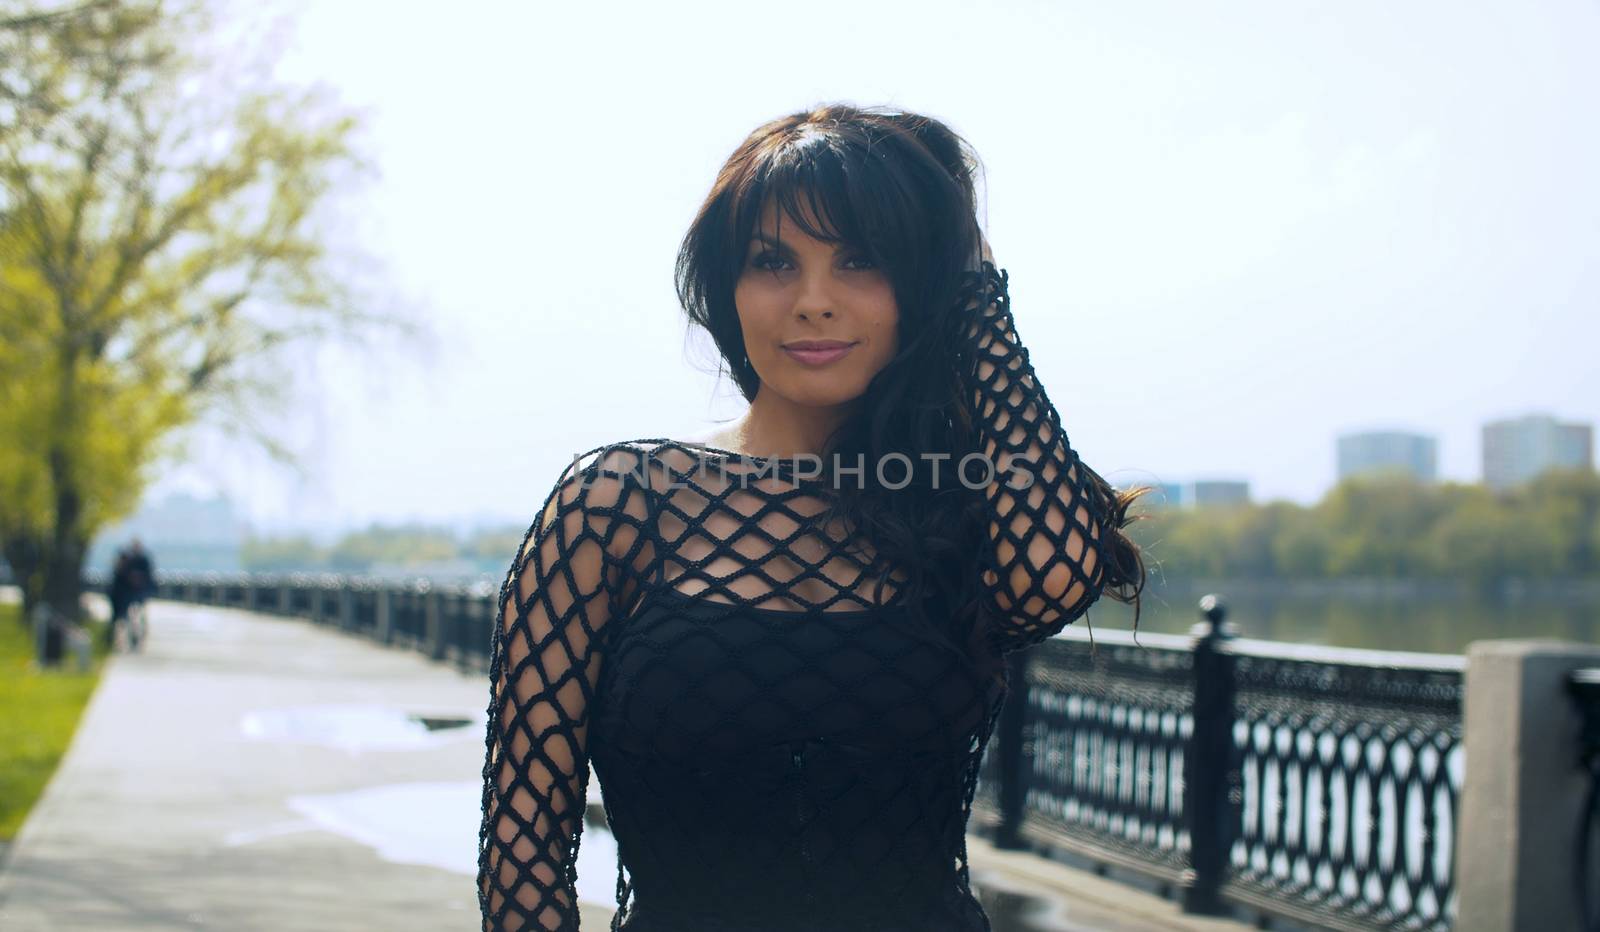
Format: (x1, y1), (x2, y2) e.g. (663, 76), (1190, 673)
(733, 197), (898, 409)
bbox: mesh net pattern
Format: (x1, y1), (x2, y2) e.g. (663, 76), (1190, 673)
(478, 263), (1110, 930)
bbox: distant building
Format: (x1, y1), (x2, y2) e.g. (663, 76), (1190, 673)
(1482, 414), (1595, 492)
(90, 491), (249, 574)
(1139, 481), (1186, 510)
(1336, 430), (1438, 484)
(1192, 480), (1251, 508)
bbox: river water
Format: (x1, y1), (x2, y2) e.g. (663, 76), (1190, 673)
(1078, 578), (1600, 653)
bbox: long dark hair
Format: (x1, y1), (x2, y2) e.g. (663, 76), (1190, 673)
(675, 102), (1149, 659)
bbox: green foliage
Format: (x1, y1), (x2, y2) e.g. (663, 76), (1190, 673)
(0, 602), (107, 840)
(240, 523), (526, 575)
(324, 524), (459, 573)
(238, 533), (323, 573)
(462, 526), (525, 564)
(1126, 469), (1600, 581)
(0, 0), (416, 625)
(0, 239), (191, 540)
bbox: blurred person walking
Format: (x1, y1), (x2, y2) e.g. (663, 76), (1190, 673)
(106, 538), (157, 651)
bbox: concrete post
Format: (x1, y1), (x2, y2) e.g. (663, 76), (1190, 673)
(1457, 639), (1600, 932)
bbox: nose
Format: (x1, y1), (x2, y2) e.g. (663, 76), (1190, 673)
(793, 268), (835, 321)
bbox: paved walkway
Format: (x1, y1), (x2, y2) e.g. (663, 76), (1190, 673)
(0, 597), (1253, 931)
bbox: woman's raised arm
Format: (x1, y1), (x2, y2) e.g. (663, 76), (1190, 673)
(957, 260), (1111, 655)
(478, 447), (647, 931)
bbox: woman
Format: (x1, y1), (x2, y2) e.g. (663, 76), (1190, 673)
(478, 103), (1149, 932)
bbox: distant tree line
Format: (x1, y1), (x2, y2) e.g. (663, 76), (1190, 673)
(241, 523), (522, 578)
(1126, 468), (1599, 586)
(235, 469), (1600, 586)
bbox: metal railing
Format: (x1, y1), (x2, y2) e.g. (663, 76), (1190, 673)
(81, 569), (502, 675)
(969, 596), (1465, 931)
(65, 570), (1478, 929)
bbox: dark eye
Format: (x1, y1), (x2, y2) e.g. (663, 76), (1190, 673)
(844, 254), (877, 270)
(751, 252), (789, 272)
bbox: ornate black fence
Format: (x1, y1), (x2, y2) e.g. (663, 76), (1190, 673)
(969, 597), (1465, 932)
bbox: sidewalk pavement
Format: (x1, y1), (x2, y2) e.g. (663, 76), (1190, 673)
(0, 597), (1254, 931)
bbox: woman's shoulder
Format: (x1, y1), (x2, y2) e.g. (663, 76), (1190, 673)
(570, 435), (725, 463)
(557, 436), (732, 488)
(558, 435), (823, 507)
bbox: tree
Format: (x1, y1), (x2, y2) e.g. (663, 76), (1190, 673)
(1317, 473), (1444, 576)
(0, 0), (416, 659)
(239, 533), (323, 573)
(324, 524), (459, 574)
(1524, 468), (1600, 576)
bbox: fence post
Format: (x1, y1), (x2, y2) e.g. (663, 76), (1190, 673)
(473, 590), (496, 672)
(1457, 640), (1600, 931)
(375, 587), (393, 645)
(1182, 594), (1239, 915)
(452, 591), (473, 671)
(338, 580), (354, 631)
(992, 648), (1032, 850)
(424, 584), (444, 660)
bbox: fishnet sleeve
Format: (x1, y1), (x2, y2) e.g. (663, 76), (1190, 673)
(958, 261), (1109, 655)
(478, 449), (644, 931)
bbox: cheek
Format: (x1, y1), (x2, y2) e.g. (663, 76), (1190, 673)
(733, 281), (777, 338)
(864, 304), (899, 366)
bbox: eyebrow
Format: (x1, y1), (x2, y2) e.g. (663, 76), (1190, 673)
(747, 232), (855, 252)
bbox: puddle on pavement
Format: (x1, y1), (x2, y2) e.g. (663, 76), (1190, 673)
(261, 775), (1062, 931)
(238, 703), (484, 753)
(264, 779), (621, 907)
(971, 876), (1080, 932)
(281, 781), (493, 876)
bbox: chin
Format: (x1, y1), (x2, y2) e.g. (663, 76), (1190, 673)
(771, 380), (870, 409)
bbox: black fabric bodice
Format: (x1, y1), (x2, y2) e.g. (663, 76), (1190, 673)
(591, 585), (1006, 932)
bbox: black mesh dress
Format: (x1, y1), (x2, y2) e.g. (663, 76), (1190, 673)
(478, 262), (1111, 931)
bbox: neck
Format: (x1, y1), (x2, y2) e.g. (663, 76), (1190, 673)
(724, 388), (853, 460)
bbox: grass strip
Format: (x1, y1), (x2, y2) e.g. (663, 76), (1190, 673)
(0, 602), (108, 841)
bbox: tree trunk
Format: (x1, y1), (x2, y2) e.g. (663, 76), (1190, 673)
(43, 542), (87, 621)
(37, 446), (88, 665)
(2, 534), (46, 628)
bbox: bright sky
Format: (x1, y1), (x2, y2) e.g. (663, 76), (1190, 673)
(154, 0), (1600, 536)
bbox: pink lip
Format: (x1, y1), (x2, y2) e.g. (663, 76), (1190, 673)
(781, 341), (857, 366)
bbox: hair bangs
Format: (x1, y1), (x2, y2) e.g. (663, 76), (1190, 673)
(726, 134), (911, 278)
